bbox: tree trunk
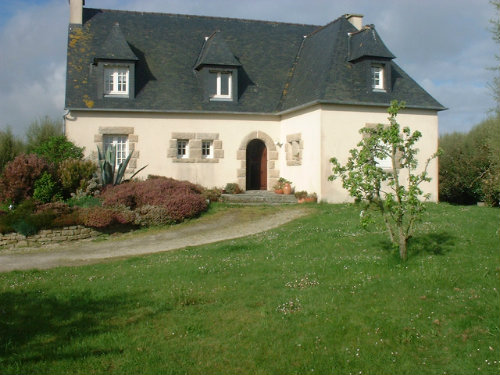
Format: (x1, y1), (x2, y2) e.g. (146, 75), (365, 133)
(398, 226), (408, 261)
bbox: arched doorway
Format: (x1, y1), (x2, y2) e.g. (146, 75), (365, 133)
(246, 139), (267, 190)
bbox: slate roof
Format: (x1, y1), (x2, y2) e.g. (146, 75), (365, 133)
(194, 31), (241, 69)
(65, 8), (445, 113)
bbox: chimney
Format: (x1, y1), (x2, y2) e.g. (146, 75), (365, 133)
(69, 0), (84, 25)
(346, 14), (363, 31)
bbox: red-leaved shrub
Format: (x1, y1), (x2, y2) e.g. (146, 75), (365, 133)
(100, 177), (208, 223)
(79, 206), (135, 228)
(0, 154), (50, 204)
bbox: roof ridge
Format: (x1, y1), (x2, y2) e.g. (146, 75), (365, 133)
(87, 8), (320, 28)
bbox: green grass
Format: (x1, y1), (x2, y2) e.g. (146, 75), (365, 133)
(0, 203), (498, 374)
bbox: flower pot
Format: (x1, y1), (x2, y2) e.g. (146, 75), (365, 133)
(305, 196), (317, 203)
(274, 189), (283, 194)
(283, 183), (292, 195)
(297, 198), (305, 204)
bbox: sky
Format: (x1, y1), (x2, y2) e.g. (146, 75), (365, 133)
(0, 0), (497, 137)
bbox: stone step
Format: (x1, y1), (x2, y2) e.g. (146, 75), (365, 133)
(221, 190), (298, 204)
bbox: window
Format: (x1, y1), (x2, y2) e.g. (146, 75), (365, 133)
(201, 140), (213, 158)
(103, 134), (129, 166)
(177, 139), (189, 159)
(211, 71), (232, 100)
(371, 64), (384, 90)
(104, 66), (129, 96)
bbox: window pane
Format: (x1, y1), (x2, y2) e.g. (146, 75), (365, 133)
(202, 140), (211, 157)
(220, 73), (230, 95)
(177, 140), (188, 158)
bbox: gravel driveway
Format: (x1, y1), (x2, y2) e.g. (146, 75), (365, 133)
(0, 206), (310, 273)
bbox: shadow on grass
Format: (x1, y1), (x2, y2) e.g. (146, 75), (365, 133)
(377, 231), (456, 258)
(0, 289), (154, 366)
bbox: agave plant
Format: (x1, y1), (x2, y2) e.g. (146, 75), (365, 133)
(97, 145), (147, 186)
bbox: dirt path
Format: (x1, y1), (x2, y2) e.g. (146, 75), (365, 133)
(0, 206), (310, 273)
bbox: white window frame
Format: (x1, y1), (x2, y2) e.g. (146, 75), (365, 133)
(211, 71), (232, 100)
(103, 134), (129, 166)
(371, 64), (384, 90)
(177, 139), (189, 159)
(201, 140), (214, 159)
(104, 66), (129, 96)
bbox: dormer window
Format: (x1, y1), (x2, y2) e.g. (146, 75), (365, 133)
(104, 66), (129, 96)
(210, 71), (232, 100)
(371, 64), (384, 91)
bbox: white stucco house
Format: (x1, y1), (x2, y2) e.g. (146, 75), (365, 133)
(64, 0), (444, 203)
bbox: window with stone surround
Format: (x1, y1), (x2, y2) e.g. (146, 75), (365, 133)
(103, 134), (129, 166)
(285, 133), (303, 166)
(168, 132), (223, 163)
(94, 127), (139, 173)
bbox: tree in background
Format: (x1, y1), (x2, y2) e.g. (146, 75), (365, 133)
(0, 127), (24, 172)
(439, 115), (500, 206)
(25, 116), (63, 153)
(490, 0), (500, 113)
(329, 101), (439, 261)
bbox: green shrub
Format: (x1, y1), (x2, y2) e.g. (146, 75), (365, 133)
(67, 195), (102, 208)
(32, 136), (84, 166)
(202, 187), (222, 203)
(439, 115), (500, 205)
(224, 183), (242, 194)
(33, 172), (62, 203)
(59, 158), (97, 198)
(0, 154), (49, 204)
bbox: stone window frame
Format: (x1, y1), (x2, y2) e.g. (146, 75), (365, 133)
(94, 127), (139, 174)
(236, 131), (279, 191)
(168, 132), (223, 163)
(285, 133), (303, 166)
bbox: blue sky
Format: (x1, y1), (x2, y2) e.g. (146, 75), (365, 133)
(0, 0), (497, 136)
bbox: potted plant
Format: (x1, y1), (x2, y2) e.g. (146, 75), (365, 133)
(305, 192), (317, 203)
(274, 177), (292, 195)
(295, 190), (307, 203)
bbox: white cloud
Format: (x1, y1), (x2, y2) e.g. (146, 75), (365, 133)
(0, 0), (68, 136)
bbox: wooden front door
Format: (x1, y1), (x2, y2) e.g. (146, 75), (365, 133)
(246, 139), (267, 190)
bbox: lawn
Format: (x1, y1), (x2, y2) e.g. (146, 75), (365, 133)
(0, 203), (498, 374)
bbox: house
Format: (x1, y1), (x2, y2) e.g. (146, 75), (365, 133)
(64, 0), (445, 203)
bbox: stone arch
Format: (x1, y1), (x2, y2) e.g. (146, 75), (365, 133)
(236, 131), (279, 191)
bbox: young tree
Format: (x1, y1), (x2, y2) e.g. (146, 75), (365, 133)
(329, 101), (439, 261)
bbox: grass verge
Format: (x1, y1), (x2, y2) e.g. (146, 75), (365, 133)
(0, 203), (498, 374)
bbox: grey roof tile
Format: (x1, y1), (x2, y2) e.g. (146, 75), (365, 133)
(65, 9), (445, 113)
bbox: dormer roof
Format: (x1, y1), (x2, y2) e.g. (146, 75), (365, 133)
(348, 25), (395, 62)
(194, 31), (241, 69)
(95, 22), (138, 62)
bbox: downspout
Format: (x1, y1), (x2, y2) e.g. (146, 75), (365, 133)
(62, 109), (70, 136)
